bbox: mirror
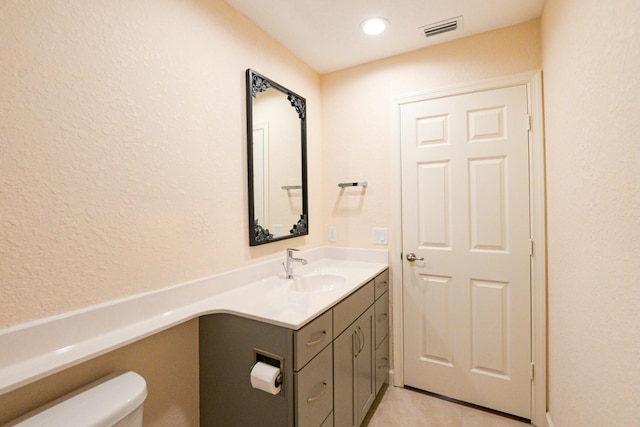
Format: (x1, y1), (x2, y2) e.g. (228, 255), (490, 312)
(246, 69), (308, 246)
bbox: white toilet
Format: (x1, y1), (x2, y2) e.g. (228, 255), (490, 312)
(7, 371), (147, 427)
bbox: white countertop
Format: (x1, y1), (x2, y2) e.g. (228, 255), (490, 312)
(0, 247), (388, 395)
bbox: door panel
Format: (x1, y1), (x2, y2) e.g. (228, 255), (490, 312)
(417, 161), (451, 249)
(401, 85), (531, 418)
(418, 274), (453, 366)
(470, 279), (509, 377)
(469, 157), (507, 251)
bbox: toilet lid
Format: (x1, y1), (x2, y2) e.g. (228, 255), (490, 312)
(6, 371), (147, 427)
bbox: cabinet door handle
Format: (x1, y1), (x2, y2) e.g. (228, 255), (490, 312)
(357, 326), (365, 353)
(377, 313), (388, 322)
(305, 331), (327, 347)
(306, 381), (328, 403)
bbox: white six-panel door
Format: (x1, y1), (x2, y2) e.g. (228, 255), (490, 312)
(401, 85), (531, 418)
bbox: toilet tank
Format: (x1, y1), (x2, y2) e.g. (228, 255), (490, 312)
(6, 371), (147, 427)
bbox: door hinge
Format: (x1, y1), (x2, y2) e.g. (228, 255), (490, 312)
(530, 362), (535, 380)
(529, 239), (534, 256)
(527, 114), (532, 131)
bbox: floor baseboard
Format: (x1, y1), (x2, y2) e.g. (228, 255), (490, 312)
(546, 412), (556, 427)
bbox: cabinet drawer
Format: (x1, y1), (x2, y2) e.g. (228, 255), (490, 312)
(375, 336), (389, 395)
(295, 344), (334, 427)
(333, 280), (374, 337)
(374, 291), (389, 349)
(294, 310), (333, 371)
(374, 270), (389, 300)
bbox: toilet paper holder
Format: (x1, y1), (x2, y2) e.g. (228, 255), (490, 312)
(252, 348), (284, 390)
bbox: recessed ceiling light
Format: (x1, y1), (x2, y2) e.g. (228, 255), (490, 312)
(361, 18), (389, 35)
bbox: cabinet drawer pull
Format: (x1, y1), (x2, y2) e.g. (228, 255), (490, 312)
(377, 357), (389, 369)
(306, 381), (328, 403)
(377, 281), (388, 287)
(377, 313), (388, 322)
(352, 327), (365, 356)
(305, 331), (327, 347)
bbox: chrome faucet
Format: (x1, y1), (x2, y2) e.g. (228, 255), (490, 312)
(284, 248), (307, 279)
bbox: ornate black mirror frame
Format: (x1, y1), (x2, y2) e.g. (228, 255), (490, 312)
(246, 69), (308, 246)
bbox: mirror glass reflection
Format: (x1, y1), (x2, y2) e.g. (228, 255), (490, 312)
(246, 69), (308, 246)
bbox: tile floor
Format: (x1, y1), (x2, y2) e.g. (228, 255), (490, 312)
(362, 386), (531, 427)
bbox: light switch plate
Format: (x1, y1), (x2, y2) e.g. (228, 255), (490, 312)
(328, 226), (337, 242)
(372, 227), (388, 245)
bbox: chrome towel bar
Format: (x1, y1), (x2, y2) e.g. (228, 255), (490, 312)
(338, 181), (368, 188)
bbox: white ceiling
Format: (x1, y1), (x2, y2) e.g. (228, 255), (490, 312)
(225, 0), (544, 74)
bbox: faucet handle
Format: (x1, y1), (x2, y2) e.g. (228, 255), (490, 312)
(287, 248), (300, 255)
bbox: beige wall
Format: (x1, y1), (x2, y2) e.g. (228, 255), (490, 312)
(4, 0), (638, 425)
(320, 19), (541, 247)
(0, 0), (320, 425)
(541, 0), (640, 426)
(0, 0), (321, 328)
(0, 14), (543, 426)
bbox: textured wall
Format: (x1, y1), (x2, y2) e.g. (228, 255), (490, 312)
(541, 0), (640, 425)
(320, 20), (541, 248)
(0, 0), (321, 328)
(0, 0), (320, 425)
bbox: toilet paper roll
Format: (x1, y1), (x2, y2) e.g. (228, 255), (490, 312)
(250, 362), (282, 395)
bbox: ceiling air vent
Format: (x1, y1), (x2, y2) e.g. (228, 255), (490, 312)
(420, 16), (463, 38)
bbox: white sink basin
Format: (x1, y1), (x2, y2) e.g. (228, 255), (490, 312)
(290, 273), (347, 293)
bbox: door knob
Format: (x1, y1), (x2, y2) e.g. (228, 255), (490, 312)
(406, 253), (424, 262)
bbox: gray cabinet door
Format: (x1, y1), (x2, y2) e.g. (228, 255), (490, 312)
(353, 306), (375, 426)
(333, 306), (376, 427)
(333, 326), (355, 427)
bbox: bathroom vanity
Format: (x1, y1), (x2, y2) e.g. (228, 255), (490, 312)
(0, 247), (387, 427)
(199, 269), (389, 427)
